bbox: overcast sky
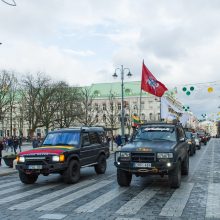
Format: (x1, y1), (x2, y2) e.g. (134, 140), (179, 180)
(1, 0), (220, 119)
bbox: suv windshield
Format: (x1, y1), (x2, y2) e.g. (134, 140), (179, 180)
(134, 127), (176, 142)
(42, 131), (80, 146)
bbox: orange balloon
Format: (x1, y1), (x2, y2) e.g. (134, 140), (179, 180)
(208, 87), (213, 93)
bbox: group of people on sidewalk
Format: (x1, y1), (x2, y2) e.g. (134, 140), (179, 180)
(0, 136), (23, 166)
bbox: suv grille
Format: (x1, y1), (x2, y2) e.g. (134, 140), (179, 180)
(131, 152), (155, 163)
(25, 156), (51, 165)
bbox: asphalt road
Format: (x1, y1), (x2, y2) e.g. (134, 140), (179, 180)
(0, 138), (219, 220)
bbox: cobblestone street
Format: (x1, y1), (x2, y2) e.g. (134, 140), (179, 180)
(0, 139), (219, 220)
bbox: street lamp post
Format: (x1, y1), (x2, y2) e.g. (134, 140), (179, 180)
(113, 65), (132, 145)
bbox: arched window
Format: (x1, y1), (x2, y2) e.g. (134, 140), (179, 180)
(141, 113), (145, 120)
(149, 113), (153, 121)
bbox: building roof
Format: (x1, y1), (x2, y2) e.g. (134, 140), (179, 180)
(88, 81), (152, 98)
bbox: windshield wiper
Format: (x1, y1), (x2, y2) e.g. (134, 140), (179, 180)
(54, 143), (72, 146)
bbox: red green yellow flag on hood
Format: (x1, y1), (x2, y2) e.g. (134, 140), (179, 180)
(132, 115), (143, 127)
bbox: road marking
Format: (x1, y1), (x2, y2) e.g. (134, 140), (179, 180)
(0, 184), (59, 205)
(115, 218), (141, 220)
(35, 180), (113, 211)
(9, 179), (96, 210)
(0, 181), (20, 189)
(39, 214), (67, 219)
(159, 182), (194, 217)
(116, 188), (157, 215)
(206, 183), (220, 218)
(75, 187), (129, 213)
(0, 185), (26, 196)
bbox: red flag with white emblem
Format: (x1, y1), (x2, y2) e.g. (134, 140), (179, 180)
(141, 62), (168, 97)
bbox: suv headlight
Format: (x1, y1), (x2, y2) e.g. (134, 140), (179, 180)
(52, 155), (65, 162)
(187, 141), (192, 144)
(120, 152), (130, 158)
(17, 156), (25, 163)
(157, 153), (173, 159)
(115, 151), (131, 162)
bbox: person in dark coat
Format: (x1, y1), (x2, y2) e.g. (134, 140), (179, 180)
(32, 136), (39, 148)
(0, 140), (4, 166)
(13, 136), (18, 154)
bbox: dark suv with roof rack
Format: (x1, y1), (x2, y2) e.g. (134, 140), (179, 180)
(114, 122), (189, 188)
(16, 127), (110, 184)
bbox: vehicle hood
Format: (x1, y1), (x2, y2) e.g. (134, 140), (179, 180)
(19, 146), (76, 156)
(121, 140), (176, 152)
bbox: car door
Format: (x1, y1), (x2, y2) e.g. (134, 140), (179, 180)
(177, 127), (188, 159)
(80, 132), (94, 166)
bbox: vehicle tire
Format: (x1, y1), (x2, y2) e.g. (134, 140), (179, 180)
(19, 171), (38, 184)
(168, 160), (181, 188)
(117, 169), (132, 187)
(63, 160), (80, 184)
(94, 154), (107, 174)
(197, 144), (201, 150)
(181, 153), (189, 175)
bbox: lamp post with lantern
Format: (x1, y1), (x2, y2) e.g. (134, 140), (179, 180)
(112, 65), (132, 145)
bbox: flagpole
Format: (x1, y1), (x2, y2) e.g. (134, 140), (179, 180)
(139, 88), (142, 119)
(159, 97), (161, 121)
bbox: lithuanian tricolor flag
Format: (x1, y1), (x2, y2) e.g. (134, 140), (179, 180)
(132, 115), (142, 127)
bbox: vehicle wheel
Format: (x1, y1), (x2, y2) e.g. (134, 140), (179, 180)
(117, 169), (132, 187)
(189, 147), (193, 156)
(181, 153), (189, 175)
(197, 144), (201, 150)
(95, 154), (107, 174)
(63, 160), (80, 184)
(168, 160), (181, 188)
(194, 146), (196, 154)
(19, 171), (38, 184)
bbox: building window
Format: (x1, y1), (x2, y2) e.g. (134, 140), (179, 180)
(141, 101), (145, 109)
(103, 114), (106, 122)
(103, 103), (106, 111)
(95, 103), (99, 111)
(118, 103), (121, 110)
(141, 113), (145, 120)
(95, 115), (99, 123)
(157, 113), (160, 121)
(149, 113), (153, 121)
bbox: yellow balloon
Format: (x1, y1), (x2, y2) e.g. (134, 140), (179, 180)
(208, 87), (213, 93)
(218, 112), (220, 115)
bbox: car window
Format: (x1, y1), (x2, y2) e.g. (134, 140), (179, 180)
(82, 133), (90, 146)
(42, 131), (80, 146)
(134, 127), (176, 142)
(185, 132), (192, 139)
(177, 127), (185, 140)
(89, 132), (100, 144)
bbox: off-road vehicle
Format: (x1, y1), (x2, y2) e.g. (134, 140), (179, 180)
(16, 127), (109, 184)
(114, 122), (189, 188)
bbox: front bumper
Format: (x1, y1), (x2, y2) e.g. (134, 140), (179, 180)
(114, 160), (176, 174)
(16, 162), (67, 174)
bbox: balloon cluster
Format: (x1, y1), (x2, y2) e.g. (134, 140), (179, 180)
(182, 86), (194, 96)
(182, 105), (190, 111)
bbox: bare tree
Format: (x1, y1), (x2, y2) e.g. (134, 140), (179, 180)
(20, 73), (55, 137)
(53, 82), (82, 128)
(103, 91), (121, 150)
(77, 87), (98, 126)
(0, 70), (18, 136)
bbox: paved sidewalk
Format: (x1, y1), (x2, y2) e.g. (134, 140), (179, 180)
(0, 143), (32, 177)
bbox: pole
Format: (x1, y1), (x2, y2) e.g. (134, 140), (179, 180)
(139, 88), (142, 118)
(121, 65), (125, 145)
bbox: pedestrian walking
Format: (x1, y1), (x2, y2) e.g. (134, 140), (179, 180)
(18, 136), (22, 152)
(0, 139), (4, 166)
(115, 134), (122, 148)
(8, 136), (13, 152)
(32, 136), (39, 148)
(13, 136), (19, 154)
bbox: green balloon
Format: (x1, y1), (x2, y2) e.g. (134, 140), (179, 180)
(186, 91), (191, 96)
(182, 87), (187, 92)
(187, 106), (190, 109)
(190, 86), (194, 91)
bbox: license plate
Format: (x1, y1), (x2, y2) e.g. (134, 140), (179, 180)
(28, 165), (42, 169)
(134, 163), (151, 168)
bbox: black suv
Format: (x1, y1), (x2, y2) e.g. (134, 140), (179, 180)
(114, 122), (189, 188)
(16, 127), (110, 184)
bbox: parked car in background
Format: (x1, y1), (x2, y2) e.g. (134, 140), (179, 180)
(185, 131), (196, 155)
(197, 130), (207, 145)
(192, 132), (201, 150)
